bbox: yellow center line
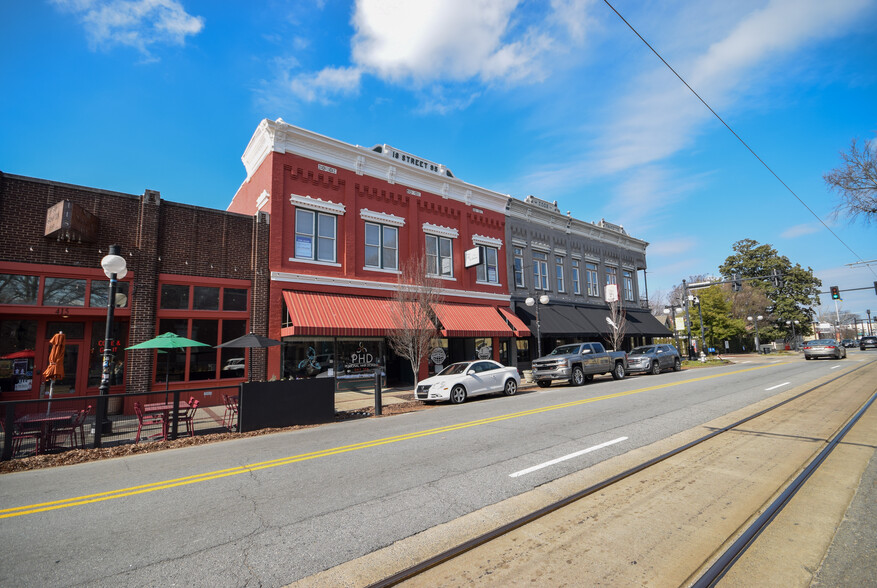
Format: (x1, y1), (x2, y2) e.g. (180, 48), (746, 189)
(1, 363), (783, 519)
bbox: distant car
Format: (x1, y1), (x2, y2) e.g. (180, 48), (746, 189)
(802, 340), (846, 360)
(415, 360), (520, 404)
(222, 358), (245, 371)
(626, 344), (681, 375)
(860, 336), (877, 350)
(841, 339), (858, 348)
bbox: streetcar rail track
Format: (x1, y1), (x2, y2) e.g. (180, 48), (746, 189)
(368, 360), (875, 587)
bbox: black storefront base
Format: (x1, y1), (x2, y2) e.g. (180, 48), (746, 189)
(238, 378), (335, 432)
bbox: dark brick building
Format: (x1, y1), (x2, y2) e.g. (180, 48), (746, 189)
(0, 172), (269, 409)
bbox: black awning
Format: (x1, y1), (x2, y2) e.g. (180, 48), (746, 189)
(577, 306), (612, 334)
(515, 304), (599, 336)
(625, 310), (671, 336)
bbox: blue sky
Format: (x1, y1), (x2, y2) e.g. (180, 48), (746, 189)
(2, 0), (876, 323)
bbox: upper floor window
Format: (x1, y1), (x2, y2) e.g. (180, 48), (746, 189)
(572, 259), (581, 295)
(606, 266), (618, 285)
(513, 247), (525, 288)
(426, 234), (453, 278)
(555, 257), (565, 293)
(0, 274), (39, 305)
(533, 251), (549, 290)
(365, 222), (399, 270)
(295, 209), (336, 263)
(477, 246), (499, 284)
(623, 270), (634, 301)
(586, 263), (599, 297)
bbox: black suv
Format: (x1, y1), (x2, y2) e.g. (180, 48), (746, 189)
(861, 336), (877, 350)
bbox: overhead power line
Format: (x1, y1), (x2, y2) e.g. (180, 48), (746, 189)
(602, 0), (876, 280)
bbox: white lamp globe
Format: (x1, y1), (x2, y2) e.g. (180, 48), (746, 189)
(525, 297), (535, 307)
(101, 253), (126, 277)
(539, 295), (550, 305)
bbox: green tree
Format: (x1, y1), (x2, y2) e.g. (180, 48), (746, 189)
(719, 239), (820, 343)
(690, 286), (747, 351)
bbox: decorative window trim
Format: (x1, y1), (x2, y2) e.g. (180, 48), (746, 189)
(531, 241), (551, 252)
(362, 266), (402, 275)
(289, 193), (346, 215)
(423, 223), (458, 239)
(471, 234), (503, 249)
(360, 208), (405, 227)
(511, 238), (528, 247)
(287, 257), (342, 268)
(555, 248), (567, 256)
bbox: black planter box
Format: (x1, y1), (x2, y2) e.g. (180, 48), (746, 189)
(239, 378), (335, 432)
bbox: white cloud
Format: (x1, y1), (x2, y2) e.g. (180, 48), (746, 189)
(350, 0), (545, 85)
(593, 0), (869, 174)
(270, 0), (594, 109)
(288, 66), (363, 104)
(648, 237), (700, 258)
(52, 0), (204, 58)
(780, 223), (822, 239)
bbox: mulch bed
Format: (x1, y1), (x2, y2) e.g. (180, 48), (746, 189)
(0, 399), (432, 474)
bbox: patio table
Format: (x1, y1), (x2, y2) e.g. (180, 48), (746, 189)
(143, 401), (191, 440)
(15, 410), (78, 454)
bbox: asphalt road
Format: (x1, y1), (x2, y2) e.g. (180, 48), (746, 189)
(1, 353), (873, 587)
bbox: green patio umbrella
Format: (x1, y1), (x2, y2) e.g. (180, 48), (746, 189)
(126, 332), (211, 400)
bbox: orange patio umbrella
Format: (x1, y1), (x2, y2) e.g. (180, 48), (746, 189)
(43, 331), (66, 412)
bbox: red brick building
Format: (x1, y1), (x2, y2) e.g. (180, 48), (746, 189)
(229, 119), (527, 386)
(0, 172), (269, 407)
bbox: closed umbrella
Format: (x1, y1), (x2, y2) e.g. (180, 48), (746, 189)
(43, 332), (66, 413)
(126, 332), (210, 401)
(216, 332), (281, 382)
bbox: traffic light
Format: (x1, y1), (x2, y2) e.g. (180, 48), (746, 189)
(771, 268), (783, 288)
(732, 273), (742, 292)
(830, 286), (840, 300)
(873, 281), (877, 295)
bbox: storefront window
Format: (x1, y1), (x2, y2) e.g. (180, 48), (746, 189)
(220, 320), (247, 379)
(223, 288), (247, 311)
(0, 320), (37, 393)
(46, 321), (85, 340)
(87, 321), (128, 387)
(189, 320), (218, 380)
(90, 281), (130, 308)
(282, 338), (335, 379)
(161, 284), (190, 309)
(158, 318), (189, 383)
(0, 274), (39, 305)
(427, 337), (449, 375)
(43, 277), (86, 306)
(336, 339), (384, 391)
(516, 339), (531, 363)
(474, 337), (493, 360)
(193, 287), (220, 311)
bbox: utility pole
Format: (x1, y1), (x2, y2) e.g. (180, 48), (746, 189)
(682, 279), (694, 360)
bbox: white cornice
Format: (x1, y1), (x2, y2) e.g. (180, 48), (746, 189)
(360, 208), (405, 227)
(271, 271), (510, 302)
(423, 223), (459, 238)
(289, 193), (346, 215)
(241, 118), (510, 214)
(472, 234), (503, 249)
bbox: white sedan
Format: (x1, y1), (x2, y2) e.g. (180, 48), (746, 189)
(415, 360), (520, 404)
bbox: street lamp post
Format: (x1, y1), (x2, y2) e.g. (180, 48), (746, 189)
(693, 295), (706, 359)
(663, 307), (683, 353)
(868, 309), (873, 336)
(682, 280), (695, 360)
(748, 315), (763, 353)
(94, 245), (126, 447)
(786, 319), (800, 350)
(525, 294), (550, 358)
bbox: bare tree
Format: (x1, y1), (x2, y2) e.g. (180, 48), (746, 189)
(386, 255), (442, 383)
(604, 285), (628, 350)
(824, 136), (877, 224)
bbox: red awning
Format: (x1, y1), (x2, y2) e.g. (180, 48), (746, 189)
(432, 303), (517, 338)
(497, 307), (531, 337)
(282, 291), (402, 337)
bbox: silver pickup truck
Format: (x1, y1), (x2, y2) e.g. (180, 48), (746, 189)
(531, 342), (628, 387)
